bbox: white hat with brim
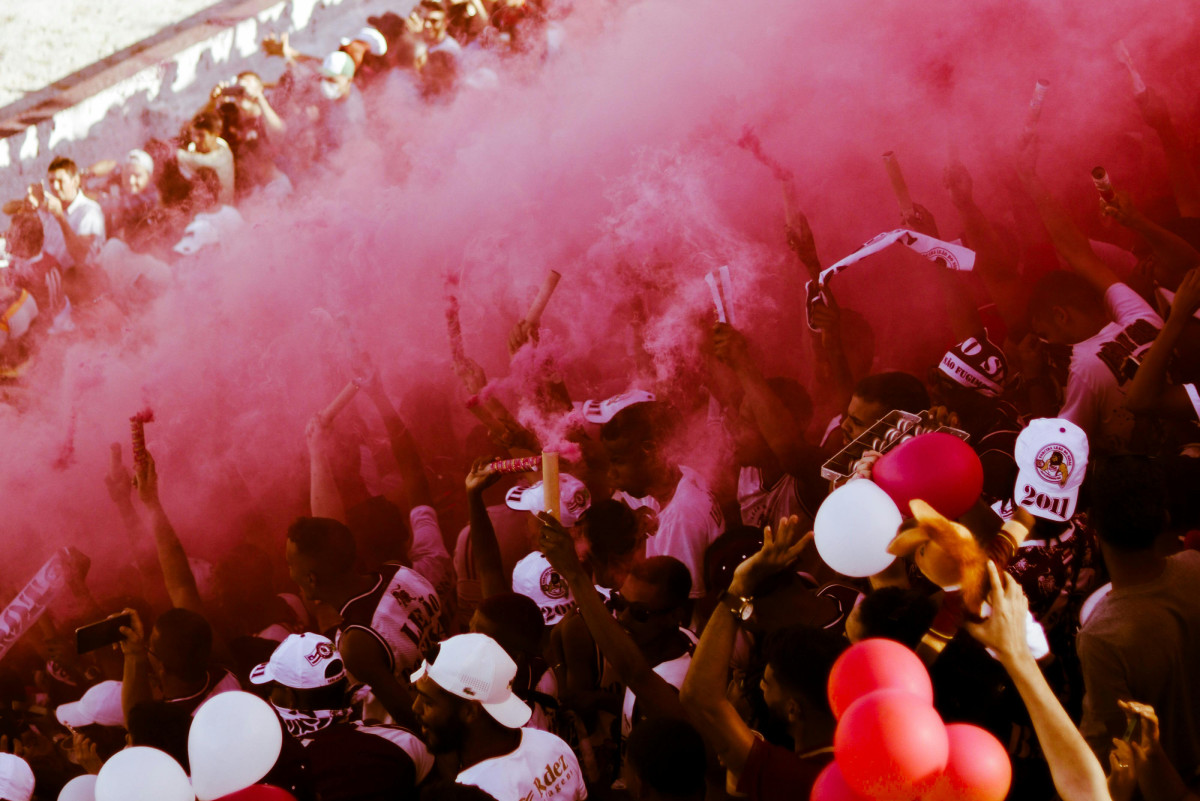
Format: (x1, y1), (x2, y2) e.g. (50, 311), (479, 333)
(56, 681), (125, 728)
(410, 633), (531, 728)
(341, 27), (388, 56)
(1013, 418), (1089, 522)
(0, 753), (34, 801)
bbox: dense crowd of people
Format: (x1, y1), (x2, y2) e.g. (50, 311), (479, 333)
(1, 1), (1200, 800)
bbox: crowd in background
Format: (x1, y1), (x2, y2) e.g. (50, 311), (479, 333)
(1, 1), (1200, 801)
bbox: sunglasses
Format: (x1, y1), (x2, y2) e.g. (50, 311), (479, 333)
(605, 590), (676, 624)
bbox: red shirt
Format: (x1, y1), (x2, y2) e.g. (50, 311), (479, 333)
(735, 738), (832, 801)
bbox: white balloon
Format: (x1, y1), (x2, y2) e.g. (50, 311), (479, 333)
(58, 775), (97, 801)
(95, 747), (192, 801)
(814, 479), (902, 577)
(189, 691), (283, 801)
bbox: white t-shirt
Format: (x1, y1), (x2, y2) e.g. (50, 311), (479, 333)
(620, 631), (696, 738)
(41, 192), (106, 268)
(456, 728), (587, 801)
(737, 467), (811, 529)
(614, 466), (724, 598)
(1059, 283), (1162, 452)
(176, 138), (236, 206)
(526, 667), (559, 734)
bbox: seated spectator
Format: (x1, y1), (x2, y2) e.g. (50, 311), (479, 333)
(411, 633), (585, 801)
(88, 149), (162, 248)
(177, 113), (237, 207)
(3, 211), (62, 324)
(29, 156), (106, 273)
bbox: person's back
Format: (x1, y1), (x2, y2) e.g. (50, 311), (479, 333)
(454, 727), (583, 801)
(1077, 456), (1200, 777)
(335, 561), (444, 679)
(1079, 549), (1200, 770)
(303, 720), (427, 801)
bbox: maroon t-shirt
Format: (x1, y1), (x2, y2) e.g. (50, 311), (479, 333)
(736, 738), (832, 801)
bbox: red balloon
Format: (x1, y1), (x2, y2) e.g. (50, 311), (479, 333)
(827, 638), (933, 720)
(926, 724), (1012, 801)
(872, 432), (983, 520)
(834, 689), (949, 801)
(810, 761), (871, 801)
(216, 786), (297, 801)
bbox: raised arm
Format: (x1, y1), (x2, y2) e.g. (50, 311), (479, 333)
(1137, 88), (1200, 219)
(967, 562), (1111, 801)
(465, 459), (507, 599)
(37, 192), (98, 267)
(1123, 268), (1200, 418)
(1101, 191), (1200, 289)
(1020, 169), (1121, 294)
(680, 516), (810, 778)
(713, 323), (807, 471)
(338, 627), (418, 729)
(134, 450), (204, 614)
(307, 414), (347, 523)
(944, 161), (1028, 332)
(359, 369), (434, 510)
(538, 513), (686, 723)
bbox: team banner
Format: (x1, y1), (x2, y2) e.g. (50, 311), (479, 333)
(0, 548), (88, 662)
(805, 229), (976, 330)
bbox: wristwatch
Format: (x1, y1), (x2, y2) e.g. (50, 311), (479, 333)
(720, 592), (754, 622)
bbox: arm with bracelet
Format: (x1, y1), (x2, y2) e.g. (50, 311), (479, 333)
(680, 516), (811, 780)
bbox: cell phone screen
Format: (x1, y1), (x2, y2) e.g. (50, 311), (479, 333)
(75, 614), (132, 655)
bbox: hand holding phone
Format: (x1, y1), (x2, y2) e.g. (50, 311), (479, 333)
(75, 613), (132, 655)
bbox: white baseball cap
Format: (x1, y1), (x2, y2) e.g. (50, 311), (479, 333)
(505, 473), (591, 527)
(410, 633), (531, 728)
(250, 633), (346, 689)
(56, 681), (125, 728)
(125, 149), (154, 175)
(0, 754), (34, 801)
(512, 552), (574, 624)
(1013, 418), (1089, 522)
(320, 50), (356, 80)
(341, 27), (388, 56)
(580, 390), (656, 424)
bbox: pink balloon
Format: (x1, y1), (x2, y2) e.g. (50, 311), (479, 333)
(216, 786), (297, 801)
(810, 762), (871, 801)
(872, 432), (983, 520)
(926, 724), (1012, 801)
(827, 638), (934, 720)
(834, 690), (949, 801)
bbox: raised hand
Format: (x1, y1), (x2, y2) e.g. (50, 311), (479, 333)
(132, 449), (159, 507)
(943, 161), (974, 208)
(965, 562), (1030, 664)
(711, 322), (750, 367)
(105, 443), (133, 509)
(536, 511), (585, 580)
(729, 515), (812, 597)
(465, 457), (501, 495)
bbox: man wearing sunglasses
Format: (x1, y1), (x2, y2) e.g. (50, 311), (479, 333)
(539, 515), (694, 783)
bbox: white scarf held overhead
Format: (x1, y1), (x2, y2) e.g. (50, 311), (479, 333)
(804, 228), (976, 330)
(0, 549), (80, 662)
